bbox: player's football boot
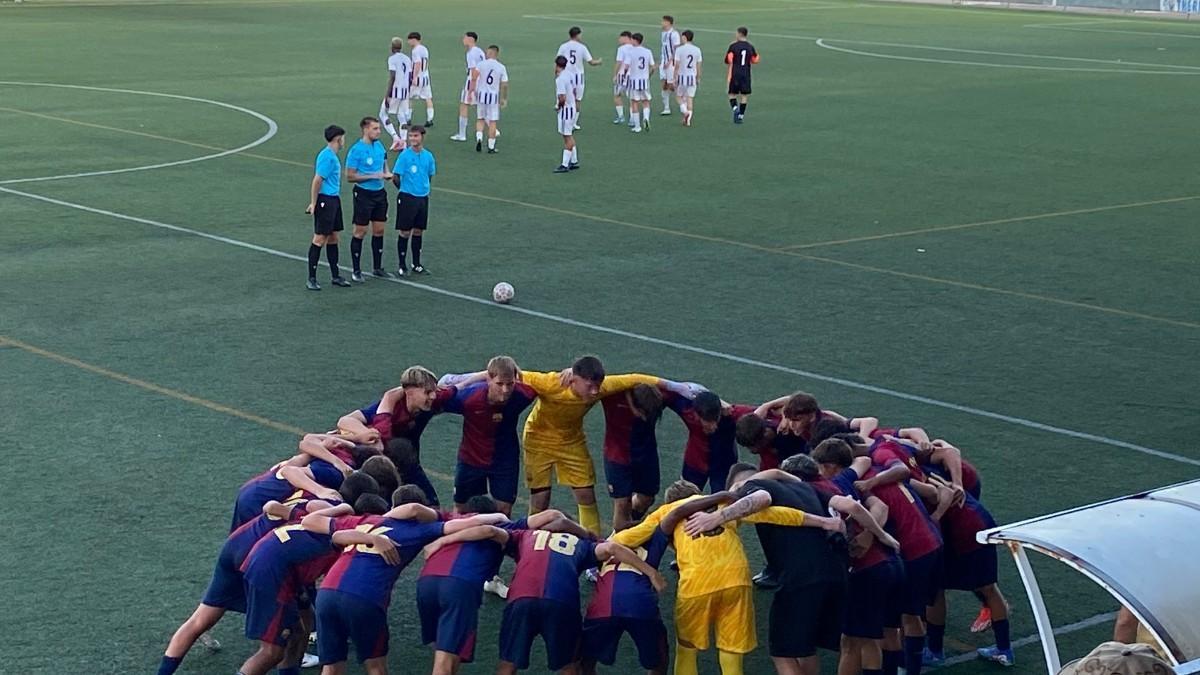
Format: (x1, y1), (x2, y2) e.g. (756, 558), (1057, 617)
(660, 108), (671, 116)
(372, 268), (392, 279)
(751, 569), (780, 589)
(412, 265), (428, 275)
(476, 139), (483, 152)
(487, 148), (499, 154)
(484, 574), (510, 599)
(923, 647), (945, 667)
(612, 116), (624, 124)
(553, 165), (571, 173)
(350, 271), (365, 283)
(971, 606), (993, 633)
(396, 265), (408, 277)
(306, 278), (321, 291)
(978, 646), (1015, 667)
(568, 162), (580, 171)
(331, 276), (351, 287)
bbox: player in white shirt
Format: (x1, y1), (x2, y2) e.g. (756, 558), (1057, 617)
(621, 33), (656, 133)
(556, 26), (602, 131)
(659, 15), (681, 116)
(452, 31), (486, 142)
(673, 30), (703, 127)
(611, 31), (634, 126)
(382, 36), (413, 151)
(473, 45), (508, 154)
(553, 55), (579, 174)
(408, 31), (434, 126)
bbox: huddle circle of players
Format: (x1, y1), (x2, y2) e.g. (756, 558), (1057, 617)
(158, 355), (1018, 675)
(300, 19), (760, 289)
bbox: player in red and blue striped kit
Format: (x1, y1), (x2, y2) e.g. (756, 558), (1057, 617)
(671, 391), (756, 493)
(439, 356), (537, 516)
(491, 526), (665, 674)
(304, 489), (509, 675)
(601, 384), (677, 530)
(581, 528), (672, 675)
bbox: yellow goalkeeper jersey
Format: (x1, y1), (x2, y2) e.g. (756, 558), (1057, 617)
(615, 496), (806, 598)
(520, 371), (659, 452)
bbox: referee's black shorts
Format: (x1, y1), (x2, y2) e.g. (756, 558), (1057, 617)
(352, 187), (389, 226)
(728, 73), (752, 96)
(395, 192), (430, 231)
(313, 195), (343, 235)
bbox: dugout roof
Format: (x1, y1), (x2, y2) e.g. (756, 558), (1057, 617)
(980, 478), (1200, 672)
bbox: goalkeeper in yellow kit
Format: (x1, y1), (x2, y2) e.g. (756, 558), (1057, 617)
(615, 479), (847, 675)
(456, 354), (694, 536)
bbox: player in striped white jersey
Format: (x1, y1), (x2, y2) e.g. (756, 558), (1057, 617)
(408, 31), (434, 127)
(556, 26), (602, 131)
(382, 37), (413, 151)
(611, 31), (634, 126)
(621, 32), (656, 134)
(452, 31), (486, 143)
(659, 15), (681, 116)
(553, 55), (579, 174)
(473, 45), (508, 154)
(673, 30), (703, 127)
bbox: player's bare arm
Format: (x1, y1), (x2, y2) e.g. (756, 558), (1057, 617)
(848, 416), (879, 438)
(331, 530), (402, 565)
(595, 542), (666, 591)
(305, 174), (322, 214)
(336, 409), (372, 437)
(278, 465), (341, 501)
(383, 502), (440, 522)
(855, 461), (911, 494)
(829, 494), (900, 550)
(423, 524), (509, 558)
(528, 510), (595, 540)
(297, 434), (354, 475)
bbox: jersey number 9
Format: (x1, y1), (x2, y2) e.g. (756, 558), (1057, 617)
(532, 530), (579, 556)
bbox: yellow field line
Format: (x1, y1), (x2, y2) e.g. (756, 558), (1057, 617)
(0, 334), (458, 482)
(4, 106), (1195, 329)
(780, 195), (1200, 250)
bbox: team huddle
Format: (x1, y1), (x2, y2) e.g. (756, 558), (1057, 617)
(156, 354), (1015, 675)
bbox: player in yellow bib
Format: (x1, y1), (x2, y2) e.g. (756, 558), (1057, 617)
(614, 480), (847, 675)
(520, 355), (693, 536)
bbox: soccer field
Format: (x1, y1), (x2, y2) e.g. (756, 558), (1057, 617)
(2, 0), (1199, 672)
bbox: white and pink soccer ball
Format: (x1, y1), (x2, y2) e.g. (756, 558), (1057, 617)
(492, 282), (514, 304)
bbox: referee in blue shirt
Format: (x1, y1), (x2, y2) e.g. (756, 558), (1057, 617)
(345, 116), (393, 282)
(392, 125), (437, 276)
(305, 124), (350, 290)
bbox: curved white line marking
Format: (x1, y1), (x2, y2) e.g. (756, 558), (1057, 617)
(815, 39), (1200, 74)
(0, 81), (278, 185)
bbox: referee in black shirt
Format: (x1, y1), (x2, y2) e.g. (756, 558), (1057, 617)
(725, 27), (759, 124)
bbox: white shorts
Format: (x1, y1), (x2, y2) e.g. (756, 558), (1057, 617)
(410, 82), (432, 100)
(660, 66), (675, 82)
(628, 78), (651, 101)
(460, 88), (476, 105)
(557, 107), (576, 136)
(385, 96), (411, 116)
(613, 77), (628, 97)
(477, 102), (500, 122)
(676, 84), (697, 98)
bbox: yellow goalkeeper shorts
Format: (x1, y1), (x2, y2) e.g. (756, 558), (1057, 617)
(674, 586), (756, 654)
(524, 442), (596, 490)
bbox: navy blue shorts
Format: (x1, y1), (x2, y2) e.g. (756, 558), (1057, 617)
(901, 550), (943, 617)
(943, 546), (998, 592)
(605, 457), (661, 500)
(315, 589), (389, 663)
(417, 577), (482, 662)
(499, 598), (581, 671)
(201, 548), (246, 612)
(454, 461), (518, 506)
(845, 558), (905, 638)
(243, 580), (299, 645)
(680, 453), (735, 494)
(582, 617), (668, 669)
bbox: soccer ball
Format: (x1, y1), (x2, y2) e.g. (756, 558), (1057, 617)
(492, 282), (515, 304)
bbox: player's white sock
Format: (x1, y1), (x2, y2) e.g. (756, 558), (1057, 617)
(476, 130), (484, 142)
(561, 149), (572, 167)
(488, 137), (496, 150)
(679, 102), (688, 115)
(615, 105), (624, 119)
(458, 117), (467, 136)
(427, 106), (435, 122)
(662, 91), (670, 110)
(642, 108), (650, 122)
(570, 147), (578, 164)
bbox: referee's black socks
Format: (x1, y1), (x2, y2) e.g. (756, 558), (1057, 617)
(350, 236), (363, 273)
(307, 243), (321, 280)
(411, 234), (423, 267)
(739, 102), (748, 116)
(371, 235), (384, 270)
(326, 243), (340, 279)
(397, 235), (409, 269)
(729, 97), (737, 108)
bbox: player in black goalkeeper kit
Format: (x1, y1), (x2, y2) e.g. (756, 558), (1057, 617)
(725, 27), (759, 124)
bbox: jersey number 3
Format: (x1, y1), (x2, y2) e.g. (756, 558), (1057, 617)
(532, 530), (579, 556)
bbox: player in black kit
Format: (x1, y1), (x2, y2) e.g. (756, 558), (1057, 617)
(725, 27), (759, 124)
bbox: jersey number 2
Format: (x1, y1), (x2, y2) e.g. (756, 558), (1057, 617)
(686, 55), (694, 69)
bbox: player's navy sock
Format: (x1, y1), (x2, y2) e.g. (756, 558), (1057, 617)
(739, 102), (748, 116)
(326, 243), (340, 279)
(276, 668), (300, 675)
(397, 236), (408, 268)
(882, 650), (902, 675)
(904, 636), (925, 675)
(863, 670), (883, 675)
(411, 235), (422, 267)
(370, 235), (384, 269)
(993, 618), (1012, 650)
(927, 623), (945, 653)
(729, 97), (737, 108)
(350, 236), (363, 273)
(306, 243), (321, 279)
(157, 656), (183, 675)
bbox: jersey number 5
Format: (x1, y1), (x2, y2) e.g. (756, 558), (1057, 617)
(569, 51), (577, 65)
(532, 530), (579, 556)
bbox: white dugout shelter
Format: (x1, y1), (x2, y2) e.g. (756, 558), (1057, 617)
(979, 478), (1200, 674)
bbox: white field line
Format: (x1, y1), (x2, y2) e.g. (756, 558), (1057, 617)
(1, 185), (1197, 469)
(1029, 24), (1200, 37)
(560, 6), (850, 16)
(0, 82), (277, 184)
(943, 611), (1117, 666)
(815, 37), (1200, 72)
